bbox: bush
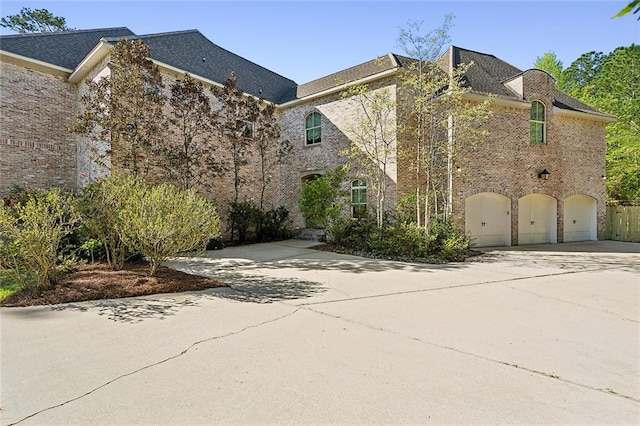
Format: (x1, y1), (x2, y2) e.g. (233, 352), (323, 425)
(229, 201), (260, 243)
(117, 182), (221, 276)
(258, 206), (291, 242)
(76, 175), (139, 269)
(0, 188), (79, 291)
(298, 166), (347, 235)
(330, 216), (469, 262)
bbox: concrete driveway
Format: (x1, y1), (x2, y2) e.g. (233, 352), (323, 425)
(1, 240), (639, 424)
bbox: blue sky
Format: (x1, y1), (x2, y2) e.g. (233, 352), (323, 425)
(1, 1), (638, 83)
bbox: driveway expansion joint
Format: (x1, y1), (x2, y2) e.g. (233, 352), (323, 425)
(303, 307), (640, 405)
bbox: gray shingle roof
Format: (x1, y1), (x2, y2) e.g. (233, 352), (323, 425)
(105, 30), (298, 104)
(449, 46), (601, 114)
(0, 27), (135, 70)
(297, 55), (397, 98)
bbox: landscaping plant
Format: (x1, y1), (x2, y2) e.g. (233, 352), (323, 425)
(117, 182), (221, 276)
(0, 188), (78, 291)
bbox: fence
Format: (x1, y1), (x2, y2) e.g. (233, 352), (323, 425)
(606, 206), (640, 242)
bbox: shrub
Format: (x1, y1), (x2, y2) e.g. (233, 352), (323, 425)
(229, 200), (260, 243)
(330, 216), (469, 262)
(76, 175), (139, 269)
(298, 166), (347, 238)
(0, 188), (79, 291)
(117, 182), (221, 276)
(257, 206), (291, 242)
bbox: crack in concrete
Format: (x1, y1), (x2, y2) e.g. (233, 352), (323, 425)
(296, 267), (607, 307)
(7, 308), (301, 426)
(303, 307), (640, 405)
(500, 283), (639, 323)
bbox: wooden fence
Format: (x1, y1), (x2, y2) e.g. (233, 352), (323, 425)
(606, 206), (640, 242)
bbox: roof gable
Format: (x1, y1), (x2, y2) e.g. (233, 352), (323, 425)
(0, 27), (135, 70)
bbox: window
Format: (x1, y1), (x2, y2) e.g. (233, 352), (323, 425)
(530, 101), (545, 144)
(242, 120), (254, 139)
(305, 112), (321, 145)
(351, 180), (367, 218)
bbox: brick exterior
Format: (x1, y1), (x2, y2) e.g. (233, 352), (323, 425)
(0, 51), (608, 245)
(1, 61), (77, 195)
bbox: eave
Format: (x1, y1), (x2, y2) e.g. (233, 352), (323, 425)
(0, 49), (72, 77)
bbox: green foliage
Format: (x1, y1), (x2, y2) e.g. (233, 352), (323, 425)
(534, 51), (566, 88)
(0, 7), (71, 33)
(331, 216), (470, 262)
(116, 182), (221, 276)
(229, 201), (260, 243)
(77, 175), (139, 269)
(613, 0), (640, 20)
(0, 188), (79, 291)
(0, 272), (21, 302)
(298, 166), (348, 235)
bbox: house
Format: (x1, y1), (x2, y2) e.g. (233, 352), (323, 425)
(0, 28), (614, 246)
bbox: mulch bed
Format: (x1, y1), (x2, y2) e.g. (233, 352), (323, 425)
(1, 261), (227, 307)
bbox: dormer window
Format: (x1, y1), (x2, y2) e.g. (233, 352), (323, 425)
(305, 112), (321, 145)
(530, 101), (546, 144)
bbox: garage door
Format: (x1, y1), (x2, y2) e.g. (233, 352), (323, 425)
(518, 194), (557, 245)
(564, 195), (597, 242)
(465, 193), (511, 247)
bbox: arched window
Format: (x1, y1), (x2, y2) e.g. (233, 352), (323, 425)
(351, 180), (367, 218)
(305, 112), (321, 145)
(530, 101), (545, 144)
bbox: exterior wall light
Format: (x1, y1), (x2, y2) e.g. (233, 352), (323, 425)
(537, 169), (550, 180)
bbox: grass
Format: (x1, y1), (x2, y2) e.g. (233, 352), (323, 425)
(0, 270), (21, 302)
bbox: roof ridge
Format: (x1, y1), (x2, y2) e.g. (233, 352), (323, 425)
(300, 54), (394, 86)
(0, 27), (134, 39)
(135, 29), (200, 38)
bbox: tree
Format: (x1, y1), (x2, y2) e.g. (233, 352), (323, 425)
(613, 0), (640, 20)
(253, 103), (291, 210)
(341, 83), (396, 227)
(159, 74), (219, 190)
(73, 38), (167, 177)
(592, 45), (640, 204)
(534, 51), (566, 88)
(398, 15), (454, 227)
(562, 51), (605, 100)
(1, 7), (71, 33)
(211, 73), (259, 206)
(398, 16), (492, 228)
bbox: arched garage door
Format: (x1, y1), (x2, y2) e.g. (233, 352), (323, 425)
(563, 195), (597, 242)
(465, 193), (511, 247)
(518, 194), (557, 245)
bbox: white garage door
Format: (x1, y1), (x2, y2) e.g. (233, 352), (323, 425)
(564, 195), (597, 242)
(465, 193), (511, 247)
(518, 194), (557, 245)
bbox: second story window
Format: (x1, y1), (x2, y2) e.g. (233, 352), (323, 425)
(242, 120), (254, 139)
(530, 101), (546, 144)
(305, 112), (321, 145)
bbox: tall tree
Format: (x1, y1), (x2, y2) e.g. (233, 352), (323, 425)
(592, 45), (640, 204)
(341, 83), (397, 227)
(398, 15), (454, 227)
(159, 73), (219, 190)
(398, 16), (491, 228)
(562, 51), (605, 100)
(252, 103), (291, 210)
(1, 7), (71, 33)
(211, 72), (258, 206)
(73, 38), (167, 177)
(534, 51), (566, 88)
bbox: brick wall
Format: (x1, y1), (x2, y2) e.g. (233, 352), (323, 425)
(277, 77), (399, 228)
(452, 83), (607, 242)
(0, 61), (77, 197)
